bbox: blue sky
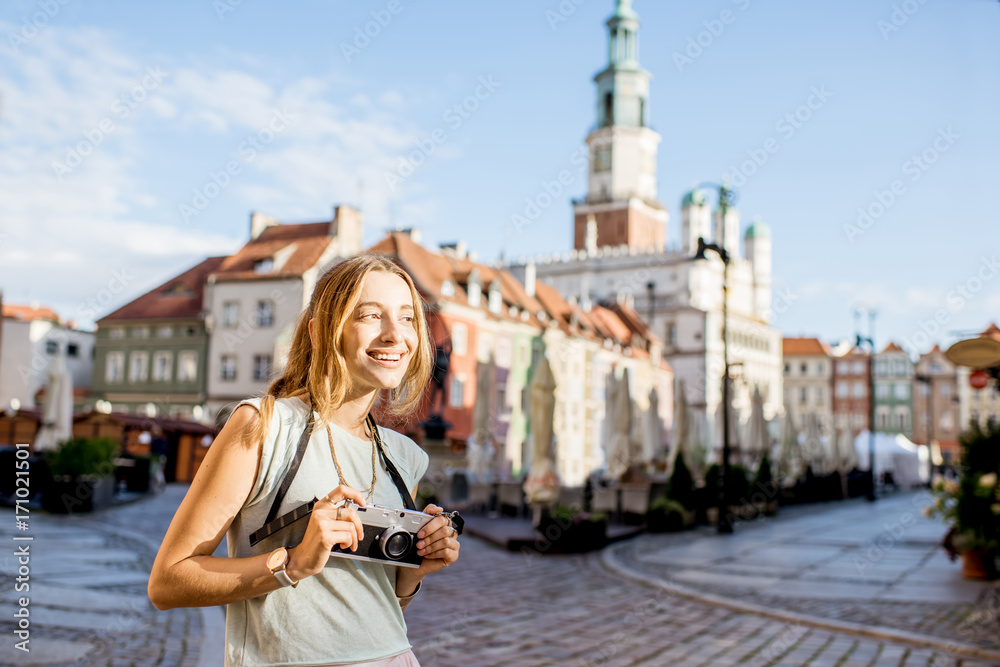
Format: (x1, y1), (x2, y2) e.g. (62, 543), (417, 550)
(1, 0), (998, 356)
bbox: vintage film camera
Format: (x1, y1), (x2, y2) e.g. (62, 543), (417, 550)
(249, 498), (463, 569)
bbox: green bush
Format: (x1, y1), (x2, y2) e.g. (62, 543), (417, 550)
(46, 437), (117, 479)
(647, 497), (687, 532)
(754, 454), (774, 494)
(704, 463), (750, 505)
(667, 450), (696, 511)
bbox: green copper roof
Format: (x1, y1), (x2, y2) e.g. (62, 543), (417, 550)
(744, 221), (771, 239)
(681, 189), (706, 207)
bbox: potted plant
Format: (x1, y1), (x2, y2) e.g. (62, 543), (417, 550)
(536, 505), (608, 554)
(925, 419), (1000, 579)
(42, 437), (118, 514)
(753, 454), (779, 516)
(646, 497), (687, 533)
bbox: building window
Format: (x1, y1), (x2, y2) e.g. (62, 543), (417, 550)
(185, 326), (197, 336)
(450, 375), (465, 408)
(799, 362), (807, 375)
(837, 361), (849, 374)
(220, 354), (237, 381)
(876, 384), (890, 399)
(940, 384), (951, 399)
(853, 382), (865, 398)
(133, 327), (149, 339)
(836, 382), (847, 398)
(894, 383), (909, 399)
(254, 258), (274, 273)
(105, 352), (125, 383)
(45, 340), (58, 355)
(594, 146), (612, 172)
(257, 300), (274, 328)
(253, 354), (273, 381)
(152, 351), (172, 382)
(875, 360), (887, 376)
(799, 387), (807, 403)
(178, 351), (198, 382)
(222, 302), (239, 328)
(815, 386), (824, 403)
(129, 351), (148, 383)
(816, 362), (824, 375)
(108, 327), (125, 339)
(451, 322), (468, 356)
(894, 360), (907, 375)
(784, 363), (790, 375)
(156, 326), (172, 338)
(667, 324), (677, 346)
(67, 343), (79, 357)
(852, 361), (865, 375)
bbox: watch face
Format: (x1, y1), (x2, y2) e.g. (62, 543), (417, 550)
(266, 548), (287, 571)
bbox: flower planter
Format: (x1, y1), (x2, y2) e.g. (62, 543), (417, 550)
(42, 475), (115, 514)
(962, 549), (997, 580)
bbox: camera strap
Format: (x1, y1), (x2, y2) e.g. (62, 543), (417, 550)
(256, 403), (415, 541)
(367, 413), (417, 511)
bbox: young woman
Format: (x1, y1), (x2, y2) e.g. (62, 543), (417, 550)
(149, 254), (461, 666)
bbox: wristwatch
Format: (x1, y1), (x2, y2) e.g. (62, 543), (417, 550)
(266, 547), (299, 588)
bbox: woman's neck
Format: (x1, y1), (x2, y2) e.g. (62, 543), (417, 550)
(325, 390), (378, 439)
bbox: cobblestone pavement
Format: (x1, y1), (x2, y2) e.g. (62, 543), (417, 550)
(611, 493), (1000, 654)
(2, 486), (998, 666)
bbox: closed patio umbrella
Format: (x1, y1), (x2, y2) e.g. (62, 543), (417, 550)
(523, 356), (559, 506)
(34, 355), (73, 452)
(607, 367), (635, 480)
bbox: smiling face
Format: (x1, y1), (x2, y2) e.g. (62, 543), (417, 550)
(341, 270), (419, 398)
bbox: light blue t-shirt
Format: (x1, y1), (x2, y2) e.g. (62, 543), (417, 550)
(225, 396), (429, 667)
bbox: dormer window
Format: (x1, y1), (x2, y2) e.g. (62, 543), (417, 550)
(488, 280), (502, 314)
(441, 280), (455, 298)
(254, 258), (274, 274)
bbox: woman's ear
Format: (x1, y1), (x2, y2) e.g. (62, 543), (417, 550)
(307, 317), (316, 347)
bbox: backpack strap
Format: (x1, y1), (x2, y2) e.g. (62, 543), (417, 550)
(262, 401), (315, 527)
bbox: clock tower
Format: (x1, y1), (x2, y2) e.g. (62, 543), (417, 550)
(573, 0), (667, 252)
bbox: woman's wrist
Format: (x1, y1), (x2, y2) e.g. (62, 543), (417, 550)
(284, 546), (310, 583)
(395, 569), (424, 598)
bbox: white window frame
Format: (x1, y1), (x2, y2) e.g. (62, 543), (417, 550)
(129, 351), (148, 383)
(177, 351), (198, 382)
(222, 302), (240, 328)
(451, 322), (468, 356)
(220, 354), (237, 381)
(106, 352), (125, 383)
(256, 300), (274, 328)
(253, 354), (273, 381)
(450, 375), (465, 408)
(152, 351), (173, 382)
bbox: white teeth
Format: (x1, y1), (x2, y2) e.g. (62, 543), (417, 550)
(370, 353), (401, 361)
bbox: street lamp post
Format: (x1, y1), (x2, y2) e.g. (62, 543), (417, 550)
(692, 181), (736, 534)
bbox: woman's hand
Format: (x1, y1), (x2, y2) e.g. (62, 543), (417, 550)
(414, 504), (461, 574)
(286, 485), (366, 581)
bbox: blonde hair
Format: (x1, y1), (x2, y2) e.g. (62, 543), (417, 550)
(249, 254), (433, 446)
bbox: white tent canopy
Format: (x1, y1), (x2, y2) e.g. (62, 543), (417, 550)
(854, 430), (929, 488)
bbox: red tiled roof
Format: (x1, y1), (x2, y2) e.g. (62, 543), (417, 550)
(366, 233), (662, 360)
(209, 222), (333, 281)
(3, 304), (61, 323)
(101, 256), (226, 322)
(882, 341), (904, 353)
(982, 323), (1000, 341)
(782, 337), (830, 356)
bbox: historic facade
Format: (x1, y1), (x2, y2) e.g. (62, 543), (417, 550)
(912, 345), (960, 463)
(873, 342), (913, 438)
(782, 337), (833, 434)
(510, 0), (782, 453)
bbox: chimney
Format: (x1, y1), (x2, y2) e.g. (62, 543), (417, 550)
(523, 260), (536, 298)
(398, 227), (422, 244)
(332, 205), (364, 255)
(467, 268), (482, 308)
(250, 212), (280, 239)
(439, 241), (467, 259)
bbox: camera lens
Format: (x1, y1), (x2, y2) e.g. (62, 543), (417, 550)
(381, 528), (412, 560)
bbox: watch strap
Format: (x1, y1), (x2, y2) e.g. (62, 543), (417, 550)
(273, 567), (298, 588)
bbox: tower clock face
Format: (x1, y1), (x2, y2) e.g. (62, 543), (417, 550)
(594, 146), (612, 172)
